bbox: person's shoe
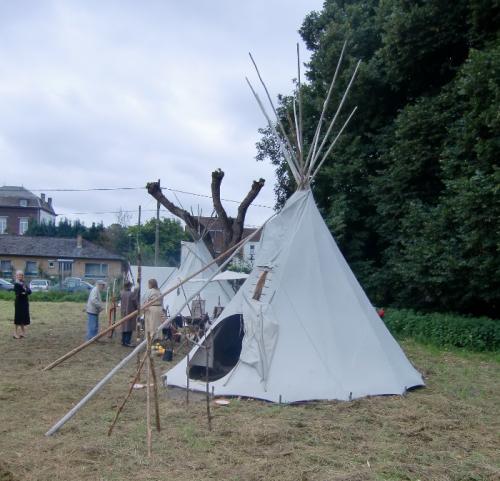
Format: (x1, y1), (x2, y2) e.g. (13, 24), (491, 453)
(123, 343), (136, 348)
(13, 335), (20, 339)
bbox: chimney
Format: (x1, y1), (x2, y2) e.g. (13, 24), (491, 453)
(77, 234), (83, 249)
(48, 197), (52, 207)
(41, 193), (45, 202)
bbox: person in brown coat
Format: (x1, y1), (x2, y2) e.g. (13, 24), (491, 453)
(120, 281), (138, 347)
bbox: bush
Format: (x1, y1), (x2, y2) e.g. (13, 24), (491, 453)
(384, 309), (500, 351)
(0, 290), (89, 303)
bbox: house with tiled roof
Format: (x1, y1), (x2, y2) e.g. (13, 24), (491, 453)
(0, 234), (124, 282)
(0, 186), (56, 235)
(193, 216), (261, 267)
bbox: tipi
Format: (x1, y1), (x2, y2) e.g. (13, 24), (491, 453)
(163, 240), (234, 319)
(164, 44), (423, 402)
(129, 265), (177, 298)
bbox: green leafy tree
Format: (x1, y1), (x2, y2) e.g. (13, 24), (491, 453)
(257, 0), (500, 316)
(128, 218), (189, 266)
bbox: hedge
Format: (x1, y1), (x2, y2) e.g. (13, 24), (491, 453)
(0, 290), (89, 303)
(384, 309), (500, 351)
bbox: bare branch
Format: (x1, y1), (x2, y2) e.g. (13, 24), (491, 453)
(146, 181), (216, 258)
(210, 169), (231, 230)
(233, 178), (265, 241)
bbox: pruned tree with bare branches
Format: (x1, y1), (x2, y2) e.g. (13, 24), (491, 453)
(146, 169), (265, 263)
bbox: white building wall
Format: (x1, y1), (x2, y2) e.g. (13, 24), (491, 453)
(237, 241), (259, 268)
(39, 210), (56, 224)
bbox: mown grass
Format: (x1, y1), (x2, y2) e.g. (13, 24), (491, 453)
(0, 301), (499, 481)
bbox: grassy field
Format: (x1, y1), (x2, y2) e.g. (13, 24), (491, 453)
(0, 301), (499, 481)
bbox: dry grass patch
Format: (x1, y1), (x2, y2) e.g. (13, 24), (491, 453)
(0, 301), (499, 481)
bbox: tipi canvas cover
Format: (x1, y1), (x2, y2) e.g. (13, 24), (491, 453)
(164, 189), (423, 402)
(129, 265), (177, 300)
(163, 240), (234, 318)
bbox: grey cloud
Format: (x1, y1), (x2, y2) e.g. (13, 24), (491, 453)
(0, 0), (324, 228)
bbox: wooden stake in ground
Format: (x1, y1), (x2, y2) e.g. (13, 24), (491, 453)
(146, 332), (152, 457)
(186, 351), (190, 407)
(205, 343), (212, 431)
(179, 283), (193, 408)
(148, 333), (161, 432)
(108, 350), (148, 436)
(108, 337), (161, 442)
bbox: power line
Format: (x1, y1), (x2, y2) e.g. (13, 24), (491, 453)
(65, 208), (171, 215)
(58, 208), (260, 227)
(0, 185), (273, 209)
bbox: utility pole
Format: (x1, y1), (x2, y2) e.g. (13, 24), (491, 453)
(154, 178), (160, 266)
(136, 205), (142, 371)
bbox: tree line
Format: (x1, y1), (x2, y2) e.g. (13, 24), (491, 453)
(257, 0), (499, 317)
(26, 216), (188, 267)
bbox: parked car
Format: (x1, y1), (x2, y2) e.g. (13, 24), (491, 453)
(29, 279), (50, 292)
(58, 277), (94, 292)
(0, 278), (14, 291)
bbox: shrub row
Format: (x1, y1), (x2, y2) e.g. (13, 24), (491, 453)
(384, 309), (500, 351)
(0, 290), (89, 303)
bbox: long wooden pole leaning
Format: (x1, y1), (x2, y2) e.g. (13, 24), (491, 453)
(44, 222), (269, 437)
(43, 229), (263, 372)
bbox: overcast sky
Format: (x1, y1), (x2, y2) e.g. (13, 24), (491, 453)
(0, 1), (324, 228)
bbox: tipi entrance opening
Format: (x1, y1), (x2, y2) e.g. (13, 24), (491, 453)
(188, 314), (244, 382)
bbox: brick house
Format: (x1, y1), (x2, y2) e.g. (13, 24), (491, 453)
(0, 234), (124, 283)
(0, 186), (56, 235)
(195, 217), (261, 266)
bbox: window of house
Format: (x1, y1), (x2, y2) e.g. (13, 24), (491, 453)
(48, 261), (55, 269)
(19, 199), (28, 207)
(1, 260), (12, 275)
(19, 218), (29, 235)
(0, 217), (7, 234)
(25, 261), (38, 275)
(84, 263), (108, 278)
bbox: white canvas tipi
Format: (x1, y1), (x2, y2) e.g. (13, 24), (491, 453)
(129, 265), (177, 299)
(163, 240), (234, 318)
(164, 45), (423, 402)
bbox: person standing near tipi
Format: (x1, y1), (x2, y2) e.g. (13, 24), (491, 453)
(144, 279), (162, 338)
(86, 280), (106, 340)
(13, 270), (31, 339)
(120, 281), (138, 347)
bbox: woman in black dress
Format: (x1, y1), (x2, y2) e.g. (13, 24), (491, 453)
(13, 270), (31, 339)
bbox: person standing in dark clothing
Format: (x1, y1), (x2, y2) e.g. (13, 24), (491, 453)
(120, 281), (138, 347)
(13, 270), (31, 339)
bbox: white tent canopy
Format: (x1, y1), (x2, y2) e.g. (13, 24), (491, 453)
(129, 265), (177, 300)
(165, 190), (423, 402)
(163, 240), (234, 318)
